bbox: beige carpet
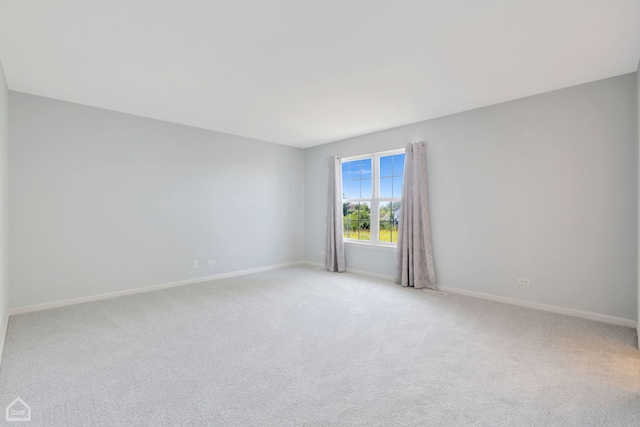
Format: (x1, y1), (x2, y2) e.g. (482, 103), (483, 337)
(0, 266), (639, 426)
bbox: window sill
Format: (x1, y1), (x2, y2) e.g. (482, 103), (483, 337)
(344, 241), (397, 252)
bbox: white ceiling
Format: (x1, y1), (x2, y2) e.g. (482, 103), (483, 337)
(0, 1), (638, 148)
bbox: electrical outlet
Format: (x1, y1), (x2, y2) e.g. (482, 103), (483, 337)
(518, 277), (531, 286)
(192, 260), (199, 268)
(208, 259), (216, 266)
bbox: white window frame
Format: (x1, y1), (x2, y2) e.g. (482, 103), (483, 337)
(341, 148), (404, 247)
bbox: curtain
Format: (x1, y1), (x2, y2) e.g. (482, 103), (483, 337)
(395, 142), (436, 289)
(326, 156), (346, 272)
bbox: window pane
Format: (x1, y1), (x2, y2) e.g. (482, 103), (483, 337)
(391, 201), (401, 223)
(379, 201), (391, 221)
(360, 179), (372, 198)
(392, 154), (405, 176)
(381, 202), (400, 243)
(342, 180), (349, 199)
(356, 202), (370, 241)
(343, 202), (370, 241)
(379, 221), (391, 242)
(391, 202), (400, 243)
(380, 156), (392, 177)
(342, 162), (350, 180)
(343, 201), (356, 239)
(344, 219), (357, 240)
(393, 176), (403, 198)
(360, 158), (372, 179)
(349, 180), (360, 198)
(350, 160), (361, 179)
(380, 177), (392, 198)
(379, 202), (391, 243)
(358, 221), (370, 240)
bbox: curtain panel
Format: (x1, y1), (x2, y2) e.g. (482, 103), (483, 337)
(395, 142), (436, 289)
(326, 156), (346, 272)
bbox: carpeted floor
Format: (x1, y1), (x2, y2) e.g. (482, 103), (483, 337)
(0, 266), (639, 426)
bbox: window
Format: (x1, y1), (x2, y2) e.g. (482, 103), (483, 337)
(342, 149), (405, 245)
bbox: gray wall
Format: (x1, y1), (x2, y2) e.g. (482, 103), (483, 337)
(305, 74), (638, 321)
(9, 93), (305, 308)
(0, 61), (8, 354)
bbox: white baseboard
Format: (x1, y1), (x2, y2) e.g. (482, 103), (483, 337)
(8, 261), (306, 316)
(9, 260), (638, 336)
(303, 261), (637, 329)
(437, 285), (637, 329)
(302, 261), (396, 281)
(345, 268), (394, 281)
(304, 261), (324, 269)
